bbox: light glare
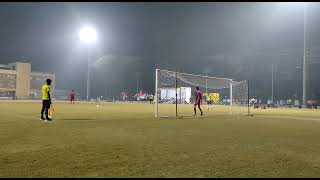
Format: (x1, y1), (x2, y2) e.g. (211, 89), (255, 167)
(79, 26), (97, 44)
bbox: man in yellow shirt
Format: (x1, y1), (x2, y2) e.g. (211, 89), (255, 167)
(41, 79), (52, 121)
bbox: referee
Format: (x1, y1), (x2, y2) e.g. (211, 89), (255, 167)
(40, 79), (52, 121)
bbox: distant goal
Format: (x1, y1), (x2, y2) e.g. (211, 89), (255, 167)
(154, 69), (249, 118)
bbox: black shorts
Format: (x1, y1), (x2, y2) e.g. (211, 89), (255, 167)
(42, 100), (51, 109)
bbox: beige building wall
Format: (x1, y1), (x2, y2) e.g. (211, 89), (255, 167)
(0, 62), (55, 100)
(30, 72), (55, 90)
(15, 62), (31, 100)
(0, 69), (16, 92)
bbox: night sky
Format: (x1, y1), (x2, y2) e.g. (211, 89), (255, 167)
(1, 2), (320, 100)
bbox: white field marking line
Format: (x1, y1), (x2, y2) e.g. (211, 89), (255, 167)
(257, 114), (320, 122)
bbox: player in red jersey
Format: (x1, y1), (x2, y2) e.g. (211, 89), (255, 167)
(69, 90), (76, 104)
(194, 86), (203, 116)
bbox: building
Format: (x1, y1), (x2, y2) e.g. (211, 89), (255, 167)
(0, 62), (55, 100)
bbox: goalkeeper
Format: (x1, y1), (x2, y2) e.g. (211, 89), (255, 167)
(40, 79), (53, 121)
(194, 86), (203, 116)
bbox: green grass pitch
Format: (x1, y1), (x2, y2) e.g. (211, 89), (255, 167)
(1, 101), (320, 177)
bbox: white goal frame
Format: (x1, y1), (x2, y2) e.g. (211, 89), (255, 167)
(154, 69), (249, 118)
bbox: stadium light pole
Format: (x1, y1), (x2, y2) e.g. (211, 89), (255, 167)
(270, 54), (289, 103)
(302, 3), (307, 107)
(278, 2), (308, 106)
(271, 63), (274, 103)
(79, 26), (97, 101)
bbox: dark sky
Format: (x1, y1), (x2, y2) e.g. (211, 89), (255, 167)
(1, 2), (320, 100)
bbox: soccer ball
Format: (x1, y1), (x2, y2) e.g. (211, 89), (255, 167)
(96, 105), (100, 108)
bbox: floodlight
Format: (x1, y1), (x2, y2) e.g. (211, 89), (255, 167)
(79, 26), (97, 44)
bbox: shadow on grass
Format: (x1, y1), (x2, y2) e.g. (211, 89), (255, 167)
(58, 118), (97, 121)
(157, 114), (254, 120)
(252, 114), (272, 116)
(157, 115), (207, 119)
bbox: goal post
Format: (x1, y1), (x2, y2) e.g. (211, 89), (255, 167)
(230, 80), (233, 115)
(154, 69), (249, 118)
(155, 69), (159, 117)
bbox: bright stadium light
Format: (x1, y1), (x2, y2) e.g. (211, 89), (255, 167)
(79, 26), (97, 44)
(79, 26), (97, 101)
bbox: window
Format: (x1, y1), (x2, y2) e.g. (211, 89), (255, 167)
(0, 73), (16, 89)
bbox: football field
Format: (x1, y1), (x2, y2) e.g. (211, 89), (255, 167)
(1, 101), (320, 177)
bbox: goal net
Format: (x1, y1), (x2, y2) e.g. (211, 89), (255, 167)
(154, 69), (249, 118)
